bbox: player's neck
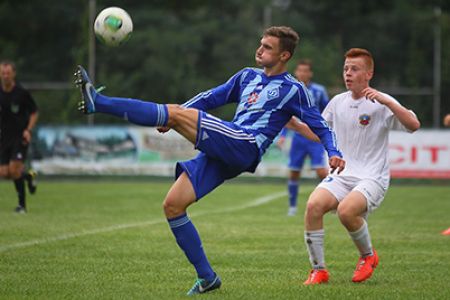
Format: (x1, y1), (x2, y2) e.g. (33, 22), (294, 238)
(1, 81), (15, 92)
(351, 88), (366, 99)
(264, 64), (287, 77)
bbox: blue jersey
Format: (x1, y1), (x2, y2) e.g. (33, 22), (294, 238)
(307, 82), (329, 113)
(280, 81), (329, 139)
(182, 68), (340, 159)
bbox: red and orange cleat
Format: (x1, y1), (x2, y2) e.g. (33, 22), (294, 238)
(352, 250), (379, 283)
(441, 228), (450, 235)
(303, 269), (329, 285)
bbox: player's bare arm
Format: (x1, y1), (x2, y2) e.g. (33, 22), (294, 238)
(362, 87), (420, 132)
(285, 117), (320, 142)
(22, 111), (39, 144)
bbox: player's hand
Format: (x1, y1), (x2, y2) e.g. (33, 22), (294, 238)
(443, 114), (450, 127)
(157, 126), (170, 133)
(276, 136), (285, 149)
(362, 87), (392, 105)
(329, 155), (345, 174)
(22, 129), (32, 144)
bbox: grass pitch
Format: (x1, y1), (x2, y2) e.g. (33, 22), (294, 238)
(1, 179), (449, 299)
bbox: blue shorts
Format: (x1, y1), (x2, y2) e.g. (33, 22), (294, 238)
(176, 111), (260, 200)
(288, 133), (326, 171)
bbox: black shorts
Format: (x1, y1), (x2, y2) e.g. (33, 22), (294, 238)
(0, 138), (28, 165)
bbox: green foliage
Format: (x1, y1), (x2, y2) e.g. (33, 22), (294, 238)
(1, 181), (450, 298)
(0, 0), (449, 126)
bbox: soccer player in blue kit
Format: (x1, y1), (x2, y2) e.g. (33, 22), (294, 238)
(74, 26), (345, 295)
(278, 60), (329, 216)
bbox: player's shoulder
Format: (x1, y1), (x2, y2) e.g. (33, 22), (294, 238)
(232, 67), (264, 82)
(13, 83), (30, 94)
(282, 73), (308, 93)
(241, 67), (264, 76)
(330, 90), (351, 102)
(310, 82), (327, 92)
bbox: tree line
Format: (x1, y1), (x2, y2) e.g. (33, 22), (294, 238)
(1, 0), (449, 127)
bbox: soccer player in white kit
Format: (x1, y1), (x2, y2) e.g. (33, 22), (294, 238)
(303, 48), (421, 285)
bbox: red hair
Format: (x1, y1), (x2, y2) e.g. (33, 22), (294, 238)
(345, 48), (374, 71)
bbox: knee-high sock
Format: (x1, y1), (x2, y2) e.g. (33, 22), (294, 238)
(95, 94), (168, 127)
(348, 219), (373, 257)
(168, 213), (215, 280)
(288, 180), (299, 208)
(14, 178), (26, 208)
(305, 229), (325, 269)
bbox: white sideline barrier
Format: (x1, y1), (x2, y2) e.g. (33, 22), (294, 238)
(31, 126), (450, 179)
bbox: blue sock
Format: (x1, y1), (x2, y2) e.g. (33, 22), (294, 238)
(168, 213), (215, 281)
(95, 93), (168, 127)
(288, 180), (299, 208)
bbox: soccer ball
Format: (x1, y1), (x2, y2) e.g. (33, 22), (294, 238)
(94, 7), (133, 47)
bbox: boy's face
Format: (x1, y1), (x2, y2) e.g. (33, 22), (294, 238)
(0, 64), (16, 86)
(343, 57), (372, 93)
(255, 35), (288, 68)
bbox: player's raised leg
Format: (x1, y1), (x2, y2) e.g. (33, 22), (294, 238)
(337, 191), (378, 283)
(74, 65), (169, 126)
(74, 65), (200, 144)
(303, 188), (338, 285)
(163, 172), (221, 295)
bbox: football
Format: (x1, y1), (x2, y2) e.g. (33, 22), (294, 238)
(94, 7), (133, 47)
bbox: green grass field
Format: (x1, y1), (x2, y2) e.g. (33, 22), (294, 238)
(1, 179), (449, 299)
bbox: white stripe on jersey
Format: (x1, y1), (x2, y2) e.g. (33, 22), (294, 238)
(202, 119), (256, 142)
(202, 119), (255, 138)
(182, 90), (213, 108)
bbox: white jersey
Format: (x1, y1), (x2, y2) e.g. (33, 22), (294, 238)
(322, 91), (411, 188)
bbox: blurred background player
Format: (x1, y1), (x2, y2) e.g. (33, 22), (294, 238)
(277, 59), (329, 216)
(0, 61), (38, 213)
(75, 26), (345, 295)
(302, 48), (420, 285)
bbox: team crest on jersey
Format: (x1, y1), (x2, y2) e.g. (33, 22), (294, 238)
(359, 114), (371, 126)
(11, 104), (19, 114)
(267, 88), (279, 100)
(247, 92), (259, 105)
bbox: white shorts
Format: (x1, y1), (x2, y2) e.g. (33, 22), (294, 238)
(317, 175), (387, 213)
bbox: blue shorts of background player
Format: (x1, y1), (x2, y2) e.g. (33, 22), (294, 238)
(288, 133), (326, 172)
(280, 132), (328, 216)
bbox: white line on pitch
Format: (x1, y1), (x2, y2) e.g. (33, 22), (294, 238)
(0, 191), (286, 253)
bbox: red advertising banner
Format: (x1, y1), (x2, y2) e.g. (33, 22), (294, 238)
(389, 130), (450, 179)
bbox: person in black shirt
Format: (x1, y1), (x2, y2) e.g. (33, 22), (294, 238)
(0, 60), (38, 213)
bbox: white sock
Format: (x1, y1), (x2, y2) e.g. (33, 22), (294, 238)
(304, 229), (325, 269)
(348, 219), (373, 257)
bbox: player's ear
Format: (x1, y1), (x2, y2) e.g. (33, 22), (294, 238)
(280, 51), (291, 62)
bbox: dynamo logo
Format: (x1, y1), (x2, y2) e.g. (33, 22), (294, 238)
(267, 88), (279, 100)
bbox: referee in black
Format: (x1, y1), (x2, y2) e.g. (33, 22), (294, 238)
(0, 60), (38, 213)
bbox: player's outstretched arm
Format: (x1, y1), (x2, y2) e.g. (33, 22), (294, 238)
(285, 117), (320, 142)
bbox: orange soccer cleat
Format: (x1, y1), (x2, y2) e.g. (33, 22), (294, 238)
(352, 250), (379, 283)
(303, 269), (329, 285)
(441, 228), (450, 235)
